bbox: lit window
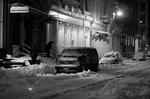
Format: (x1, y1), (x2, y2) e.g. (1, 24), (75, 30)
(140, 2), (146, 11)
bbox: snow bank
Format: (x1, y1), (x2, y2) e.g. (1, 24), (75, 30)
(1, 57), (150, 99)
(36, 70), (100, 79)
(97, 77), (150, 99)
(1, 63), (56, 76)
(123, 59), (139, 65)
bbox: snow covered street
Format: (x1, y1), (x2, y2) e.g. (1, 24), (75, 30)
(0, 58), (150, 99)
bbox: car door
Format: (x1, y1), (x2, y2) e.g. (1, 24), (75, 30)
(83, 49), (91, 65)
(89, 49), (98, 65)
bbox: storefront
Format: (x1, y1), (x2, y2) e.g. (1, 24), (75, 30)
(49, 6), (92, 53)
(91, 21), (111, 57)
(7, 3), (52, 54)
(48, 5), (114, 57)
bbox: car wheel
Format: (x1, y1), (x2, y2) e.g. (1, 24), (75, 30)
(90, 64), (99, 72)
(115, 60), (120, 64)
(82, 66), (88, 72)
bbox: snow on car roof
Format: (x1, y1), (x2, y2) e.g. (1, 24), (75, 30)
(64, 47), (96, 50)
(104, 51), (119, 56)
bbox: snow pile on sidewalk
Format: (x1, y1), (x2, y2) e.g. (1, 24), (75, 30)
(123, 59), (139, 65)
(1, 63), (56, 78)
(0, 67), (116, 99)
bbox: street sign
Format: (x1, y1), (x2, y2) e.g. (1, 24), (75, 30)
(10, 5), (29, 13)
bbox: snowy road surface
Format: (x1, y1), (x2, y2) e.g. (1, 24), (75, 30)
(0, 59), (150, 99)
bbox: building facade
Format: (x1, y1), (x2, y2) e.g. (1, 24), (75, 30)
(137, 0), (150, 51)
(48, 0), (116, 57)
(1, 0), (136, 58)
(2, 0), (52, 54)
(49, 5), (92, 53)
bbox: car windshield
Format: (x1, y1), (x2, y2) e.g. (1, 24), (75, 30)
(61, 48), (84, 57)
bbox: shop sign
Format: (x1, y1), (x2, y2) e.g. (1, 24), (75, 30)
(10, 5), (29, 13)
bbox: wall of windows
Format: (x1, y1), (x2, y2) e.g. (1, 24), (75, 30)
(56, 21), (90, 53)
(140, 2), (146, 12)
(86, 0), (112, 22)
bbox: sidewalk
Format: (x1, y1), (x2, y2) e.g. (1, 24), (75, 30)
(38, 56), (56, 65)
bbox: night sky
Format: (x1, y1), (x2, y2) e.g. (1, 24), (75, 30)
(116, 0), (138, 34)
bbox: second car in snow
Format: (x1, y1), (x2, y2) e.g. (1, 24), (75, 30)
(99, 51), (123, 65)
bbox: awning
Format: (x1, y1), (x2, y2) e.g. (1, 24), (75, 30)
(92, 29), (110, 35)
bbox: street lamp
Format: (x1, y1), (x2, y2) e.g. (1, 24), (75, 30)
(116, 10), (123, 17)
(111, 9), (124, 51)
(113, 9), (124, 19)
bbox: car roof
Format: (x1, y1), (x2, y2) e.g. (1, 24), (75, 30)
(104, 51), (120, 55)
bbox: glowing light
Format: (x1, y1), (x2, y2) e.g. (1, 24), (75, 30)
(140, 21), (143, 24)
(28, 87), (33, 91)
(116, 10), (123, 17)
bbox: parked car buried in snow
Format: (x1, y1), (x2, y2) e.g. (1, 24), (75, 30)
(1, 54), (32, 68)
(55, 47), (99, 73)
(99, 51), (123, 65)
(133, 51), (150, 61)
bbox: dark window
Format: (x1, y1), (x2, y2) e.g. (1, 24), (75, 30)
(139, 28), (145, 36)
(140, 2), (146, 11)
(148, 2), (150, 11)
(149, 17), (150, 25)
(85, 0), (88, 11)
(148, 28), (150, 39)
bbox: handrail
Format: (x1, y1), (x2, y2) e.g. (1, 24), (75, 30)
(22, 43), (31, 55)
